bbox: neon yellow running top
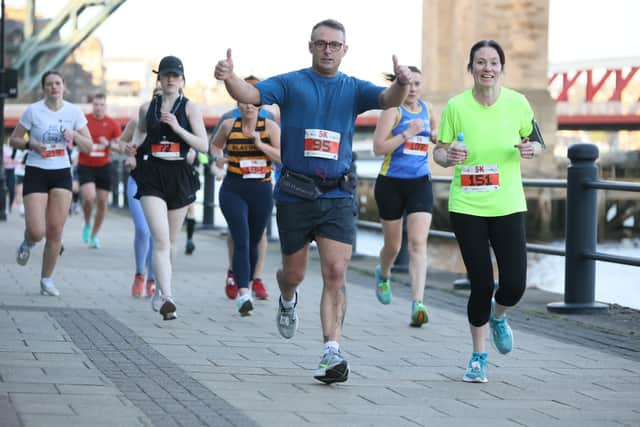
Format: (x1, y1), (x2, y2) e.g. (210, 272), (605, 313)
(438, 88), (534, 216)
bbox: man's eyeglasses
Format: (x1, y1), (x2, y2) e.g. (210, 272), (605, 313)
(311, 40), (344, 52)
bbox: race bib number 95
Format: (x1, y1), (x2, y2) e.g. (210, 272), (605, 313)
(304, 129), (340, 160)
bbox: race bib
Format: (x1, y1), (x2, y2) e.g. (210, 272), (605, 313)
(304, 129), (340, 160)
(151, 141), (181, 159)
(90, 144), (107, 157)
(239, 159), (267, 179)
(460, 165), (500, 192)
(42, 143), (66, 159)
(403, 135), (429, 156)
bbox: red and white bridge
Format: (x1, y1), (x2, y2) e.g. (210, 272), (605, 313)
(548, 57), (640, 130)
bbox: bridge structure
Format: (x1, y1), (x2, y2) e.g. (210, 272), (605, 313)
(10, 0), (126, 96)
(549, 57), (640, 130)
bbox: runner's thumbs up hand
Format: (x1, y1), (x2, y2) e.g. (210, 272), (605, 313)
(392, 55), (412, 86)
(214, 48), (234, 81)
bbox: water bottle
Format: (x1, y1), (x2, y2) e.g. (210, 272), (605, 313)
(452, 132), (466, 164)
(453, 132), (466, 149)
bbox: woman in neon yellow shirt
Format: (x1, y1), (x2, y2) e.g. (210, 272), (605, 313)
(434, 40), (544, 383)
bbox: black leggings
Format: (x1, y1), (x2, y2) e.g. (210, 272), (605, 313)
(450, 212), (527, 327)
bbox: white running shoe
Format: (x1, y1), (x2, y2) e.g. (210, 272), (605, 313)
(151, 288), (163, 312)
(276, 291), (299, 339)
(40, 279), (60, 297)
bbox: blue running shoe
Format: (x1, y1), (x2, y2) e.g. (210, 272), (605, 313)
(82, 224), (91, 244)
(462, 352), (488, 383)
(490, 301), (513, 354)
(410, 300), (429, 327)
(375, 265), (392, 305)
(89, 235), (101, 249)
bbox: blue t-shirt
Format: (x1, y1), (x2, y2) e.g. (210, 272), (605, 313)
(256, 68), (383, 202)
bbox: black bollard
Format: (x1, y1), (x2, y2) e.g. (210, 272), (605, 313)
(201, 162), (216, 229)
(350, 153), (364, 259)
(110, 159), (121, 208)
(547, 143), (608, 313)
(0, 163), (6, 221)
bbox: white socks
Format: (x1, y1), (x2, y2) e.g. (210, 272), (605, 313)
(324, 341), (339, 354)
(280, 293), (297, 308)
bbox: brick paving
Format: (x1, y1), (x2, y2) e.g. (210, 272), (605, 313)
(0, 208), (638, 427)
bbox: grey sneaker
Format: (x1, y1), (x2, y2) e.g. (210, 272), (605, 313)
(276, 291), (298, 339)
(40, 280), (60, 297)
(313, 349), (349, 384)
(16, 239), (31, 266)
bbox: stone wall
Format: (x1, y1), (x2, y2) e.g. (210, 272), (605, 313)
(422, 0), (557, 177)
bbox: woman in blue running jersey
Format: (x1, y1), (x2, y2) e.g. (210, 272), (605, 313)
(372, 66), (437, 328)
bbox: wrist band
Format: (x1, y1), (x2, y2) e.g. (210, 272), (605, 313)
(25, 141), (30, 150)
(401, 132), (408, 141)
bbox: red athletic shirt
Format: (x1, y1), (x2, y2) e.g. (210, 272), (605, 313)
(79, 113), (122, 167)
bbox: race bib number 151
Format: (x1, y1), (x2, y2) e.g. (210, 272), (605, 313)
(460, 164), (500, 192)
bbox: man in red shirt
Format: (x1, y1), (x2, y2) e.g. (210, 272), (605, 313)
(79, 93), (122, 248)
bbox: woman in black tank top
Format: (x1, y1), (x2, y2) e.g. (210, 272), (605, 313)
(124, 56), (208, 321)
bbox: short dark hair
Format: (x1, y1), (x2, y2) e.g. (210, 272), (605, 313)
(311, 19), (346, 41)
(40, 70), (64, 88)
(467, 39), (505, 72)
(92, 93), (106, 100)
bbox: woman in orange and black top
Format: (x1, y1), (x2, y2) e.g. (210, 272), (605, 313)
(210, 101), (281, 315)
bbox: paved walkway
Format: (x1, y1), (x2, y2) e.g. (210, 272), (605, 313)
(0, 208), (638, 427)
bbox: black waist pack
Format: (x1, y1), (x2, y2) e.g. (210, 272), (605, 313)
(338, 164), (358, 194)
(278, 169), (322, 200)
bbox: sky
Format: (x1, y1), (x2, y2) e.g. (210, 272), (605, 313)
(9, 0), (640, 84)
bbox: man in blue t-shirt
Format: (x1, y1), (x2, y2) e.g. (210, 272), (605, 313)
(214, 18), (412, 384)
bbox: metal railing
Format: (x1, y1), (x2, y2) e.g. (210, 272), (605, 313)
(365, 143), (640, 314)
(109, 143), (639, 314)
